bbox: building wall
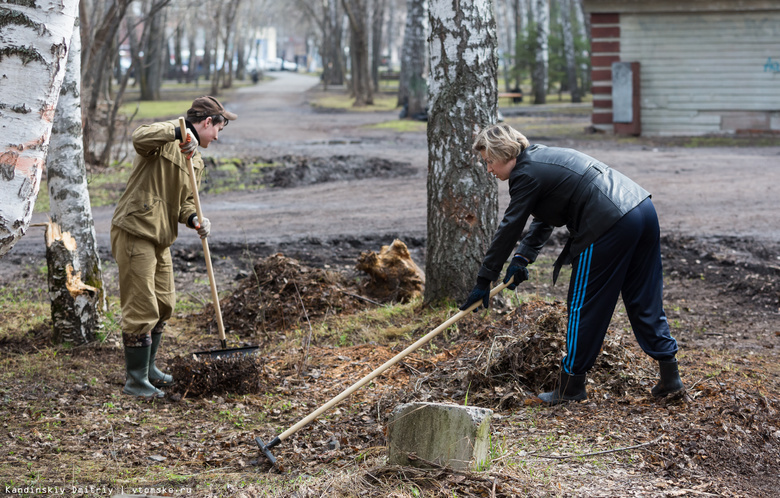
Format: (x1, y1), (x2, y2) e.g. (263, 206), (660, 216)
(586, 2), (780, 135)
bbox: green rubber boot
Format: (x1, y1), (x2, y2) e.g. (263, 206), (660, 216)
(123, 346), (164, 398)
(538, 371), (587, 405)
(651, 359), (685, 398)
(149, 333), (174, 387)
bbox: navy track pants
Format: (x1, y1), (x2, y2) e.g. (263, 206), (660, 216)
(562, 198), (678, 375)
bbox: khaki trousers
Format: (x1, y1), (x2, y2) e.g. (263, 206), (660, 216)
(111, 227), (175, 347)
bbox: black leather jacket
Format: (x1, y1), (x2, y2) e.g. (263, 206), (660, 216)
(478, 144), (650, 283)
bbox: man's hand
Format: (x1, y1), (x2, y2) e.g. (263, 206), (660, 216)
(179, 128), (199, 158)
(503, 255), (529, 290)
(192, 216), (211, 239)
(459, 278), (491, 312)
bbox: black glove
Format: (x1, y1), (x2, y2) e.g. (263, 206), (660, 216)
(503, 255), (529, 290)
(459, 277), (491, 312)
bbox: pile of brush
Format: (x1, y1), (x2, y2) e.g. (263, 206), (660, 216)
(168, 353), (268, 398)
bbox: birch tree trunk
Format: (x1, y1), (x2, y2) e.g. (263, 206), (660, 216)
(0, 0), (79, 259)
(46, 20), (106, 345)
(425, 0), (499, 303)
(560, 0), (580, 102)
(397, 0), (427, 115)
(531, 0), (549, 104)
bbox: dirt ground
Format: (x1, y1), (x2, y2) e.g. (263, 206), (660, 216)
(1, 72), (779, 496)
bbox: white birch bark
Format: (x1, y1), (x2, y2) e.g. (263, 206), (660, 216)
(0, 0), (79, 258)
(425, 0), (499, 303)
(46, 18), (106, 343)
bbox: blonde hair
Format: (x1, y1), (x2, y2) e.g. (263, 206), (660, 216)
(472, 124), (530, 163)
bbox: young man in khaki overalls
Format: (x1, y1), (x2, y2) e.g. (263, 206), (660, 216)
(111, 96), (237, 397)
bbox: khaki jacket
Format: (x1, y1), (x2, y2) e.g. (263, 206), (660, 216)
(111, 121), (204, 248)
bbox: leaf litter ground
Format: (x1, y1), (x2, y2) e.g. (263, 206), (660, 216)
(1, 241), (779, 497)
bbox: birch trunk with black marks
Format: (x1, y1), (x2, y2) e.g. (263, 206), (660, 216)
(45, 223), (100, 345)
(425, 0), (499, 304)
(0, 0), (79, 259)
(531, 0), (549, 104)
(397, 0), (427, 115)
(46, 19), (106, 344)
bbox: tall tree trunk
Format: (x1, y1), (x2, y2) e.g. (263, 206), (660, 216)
(47, 21), (105, 344)
(515, 0), (528, 89)
(531, 0), (549, 104)
(496, 0), (513, 92)
(203, 35), (213, 81)
(141, 6), (167, 100)
(398, 0), (427, 113)
(0, 0), (79, 258)
(371, 0), (387, 91)
(321, 0), (345, 87)
(174, 24), (184, 82)
(343, 0), (374, 105)
(571, 0), (590, 92)
(560, 0), (580, 102)
(209, 3), (224, 95)
(425, 0), (499, 304)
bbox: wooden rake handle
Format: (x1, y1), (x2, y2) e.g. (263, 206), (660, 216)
(275, 280), (512, 442)
(178, 117), (227, 348)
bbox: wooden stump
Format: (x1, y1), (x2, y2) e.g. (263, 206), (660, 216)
(356, 239), (424, 303)
(45, 222), (99, 345)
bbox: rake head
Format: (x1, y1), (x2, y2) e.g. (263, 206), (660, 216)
(255, 436), (281, 466)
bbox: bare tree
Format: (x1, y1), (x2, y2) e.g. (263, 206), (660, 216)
(425, 0), (499, 303)
(0, 0), (79, 258)
(79, 0), (133, 167)
(397, 0), (426, 115)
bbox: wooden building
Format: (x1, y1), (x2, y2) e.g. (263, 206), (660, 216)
(583, 0), (780, 136)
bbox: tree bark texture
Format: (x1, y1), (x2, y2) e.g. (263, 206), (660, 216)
(398, 0), (427, 115)
(0, 0), (79, 259)
(425, 0), (499, 304)
(45, 222), (99, 345)
(47, 18), (106, 319)
(531, 0), (549, 104)
(559, 0), (581, 102)
(343, 0), (374, 106)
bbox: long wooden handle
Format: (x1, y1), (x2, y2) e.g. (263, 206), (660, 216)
(276, 280), (512, 442)
(179, 117), (227, 347)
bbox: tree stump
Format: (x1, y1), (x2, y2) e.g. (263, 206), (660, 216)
(356, 239), (424, 303)
(45, 222), (99, 345)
